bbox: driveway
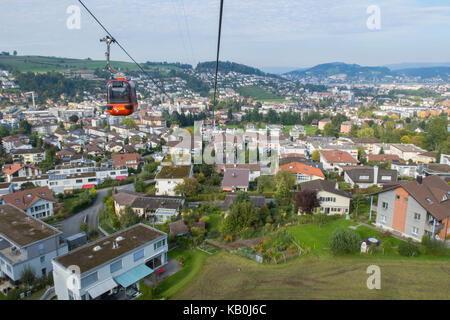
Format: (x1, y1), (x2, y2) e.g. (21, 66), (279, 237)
(59, 179), (155, 239)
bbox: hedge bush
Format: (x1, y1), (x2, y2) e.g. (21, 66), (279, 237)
(421, 235), (447, 256)
(330, 228), (361, 255)
(398, 239), (421, 257)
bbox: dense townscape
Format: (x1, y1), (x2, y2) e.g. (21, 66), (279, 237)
(0, 52), (448, 301)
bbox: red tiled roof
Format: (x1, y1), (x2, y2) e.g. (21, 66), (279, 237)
(321, 150), (357, 163)
(1, 186), (56, 211)
(279, 162), (325, 179)
(2, 163), (39, 176)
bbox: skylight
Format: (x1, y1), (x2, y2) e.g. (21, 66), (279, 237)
(425, 198), (432, 204)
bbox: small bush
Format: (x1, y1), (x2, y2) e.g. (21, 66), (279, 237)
(330, 228), (361, 255)
(398, 239), (421, 257)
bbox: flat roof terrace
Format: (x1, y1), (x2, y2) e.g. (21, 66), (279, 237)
(55, 224), (165, 274)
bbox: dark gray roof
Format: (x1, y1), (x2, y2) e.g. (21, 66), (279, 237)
(299, 180), (352, 198)
(344, 167), (398, 184)
(112, 190), (184, 210)
(222, 193), (266, 210)
(221, 169), (250, 189)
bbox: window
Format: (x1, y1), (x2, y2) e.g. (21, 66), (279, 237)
(380, 215), (386, 224)
(154, 239), (166, 251)
(133, 249), (144, 262)
(81, 272), (98, 288)
(359, 176), (370, 180)
(381, 176), (392, 181)
(38, 243), (45, 255)
(40, 256), (45, 264)
(412, 227), (419, 236)
(76, 179), (82, 184)
(414, 213), (421, 221)
(382, 202), (388, 210)
(396, 195), (400, 200)
(110, 259), (122, 273)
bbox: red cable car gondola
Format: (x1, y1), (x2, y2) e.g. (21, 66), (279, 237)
(106, 77), (138, 116)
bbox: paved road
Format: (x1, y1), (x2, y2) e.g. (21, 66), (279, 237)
(60, 180), (154, 239)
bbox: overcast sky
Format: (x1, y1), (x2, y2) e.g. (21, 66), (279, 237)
(1, 0), (450, 71)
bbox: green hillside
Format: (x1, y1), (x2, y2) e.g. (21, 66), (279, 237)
(0, 55), (178, 73)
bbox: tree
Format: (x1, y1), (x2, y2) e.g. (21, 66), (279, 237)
(221, 200), (259, 234)
(69, 114), (79, 123)
(20, 266), (36, 287)
(295, 189), (320, 214)
(18, 120), (32, 135)
(174, 177), (201, 197)
(121, 117), (138, 129)
(425, 116), (448, 151)
(13, 50), (17, 56)
(20, 182), (36, 190)
(323, 123), (339, 138)
(120, 205), (141, 228)
(275, 170), (296, 190)
(275, 179), (291, 203)
(134, 177), (146, 193)
(357, 127), (375, 138)
(311, 150), (321, 162)
(257, 175), (274, 193)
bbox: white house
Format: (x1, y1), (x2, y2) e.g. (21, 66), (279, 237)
(155, 165), (192, 196)
(298, 180), (352, 215)
(52, 224), (168, 300)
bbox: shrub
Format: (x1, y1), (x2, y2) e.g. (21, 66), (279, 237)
(330, 228), (361, 255)
(421, 235), (447, 256)
(398, 239), (421, 257)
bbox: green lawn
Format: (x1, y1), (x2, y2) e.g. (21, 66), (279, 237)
(236, 86), (282, 100)
(152, 248), (211, 299)
(173, 251), (450, 300)
(305, 125), (318, 135)
(288, 219), (357, 254)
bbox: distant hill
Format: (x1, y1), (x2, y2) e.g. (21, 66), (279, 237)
(385, 62), (450, 70)
(196, 61), (279, 78)
(395, 67), (450, 80)
(284, 62), (450, 82)
(285, 62), (392, 79)
(0, 55), (180, 73)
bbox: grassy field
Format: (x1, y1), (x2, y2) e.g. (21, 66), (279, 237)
(0, 55), (178, 73)
(173, 251), (450, 300)
(153, 248), (211, 299)
(236, 86), (282, 100)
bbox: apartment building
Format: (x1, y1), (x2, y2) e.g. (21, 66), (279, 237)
(11, 148), (45, 164)
(155, 165), (192, 196)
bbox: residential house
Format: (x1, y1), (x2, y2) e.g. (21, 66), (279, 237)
(221, 168), (250, 192)
(216, 164), (261, 182)
(0, 186), (56, 219)
(278, 162), (325, 184)
(2, 163), (42, 182)
(298, 180), (352, 215)
(318, 118), (331, 131)
(0, 204), (68, 283)
(52, 224), (167, 300)
(320, 150), (358, 172)
(343, 166), (398, 188)
(112, 189), (184, 223)
(155, 165), (193, 196)
(375, 175), (450, 241)
(222, 193), (267, 211)
(113, 153), (142, 170)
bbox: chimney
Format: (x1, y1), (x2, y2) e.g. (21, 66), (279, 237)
(417, 176), (423, 185)
(373, 166), (379, 185)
